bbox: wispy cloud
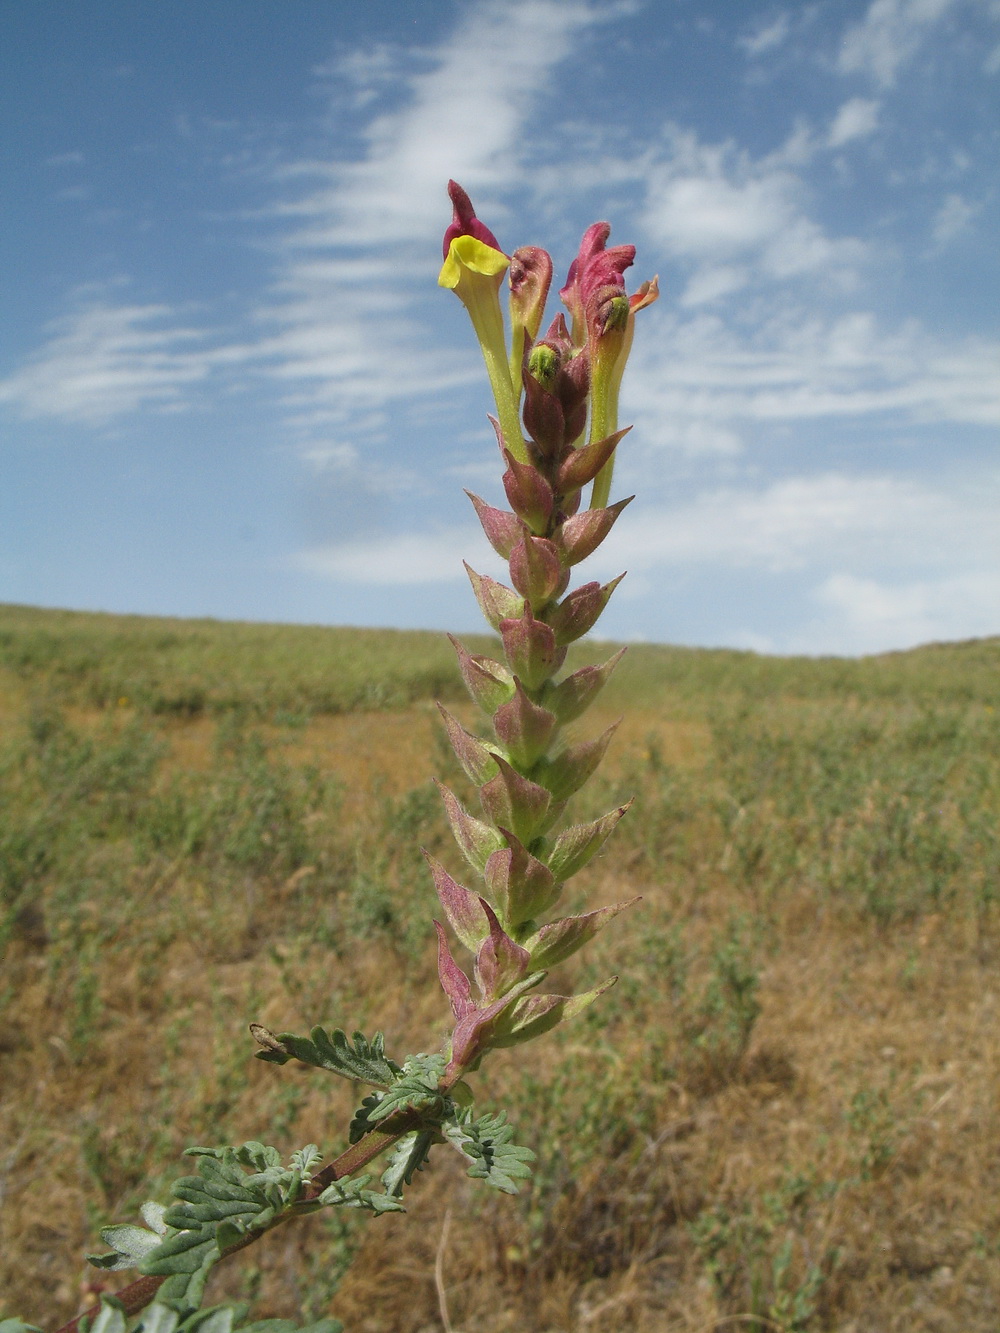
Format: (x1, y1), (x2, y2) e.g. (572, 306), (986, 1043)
(0, 296), (233, 426)
(624, 309), (1000, 460)
(596, 471), (999, 575)
(809, 569), (1000, 653)
(837, 0), (959, 88)
(639, 128), (867, 305)
(739, 12), (792, 56)
(257, 0), (612, 433)
(295, 527), (486, 585)
(930, 191), (979, 244)
(828, 97), (881, 147)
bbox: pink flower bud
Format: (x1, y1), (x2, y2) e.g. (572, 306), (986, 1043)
(524, 898), (640, 971)
(448, 635), (515, 714)
(425, 854), (490, 953)
(466, 492), (522, 560)
(499, 607), (566, 688)
(557, 428), (630, 494)
(547, 574), (625, 646)
(465, 563), (524, 632)
(501, 449), (555, 533)
(543, 648), (626, 725)
(479, 754), (557, 846)
(490, 977), (618, 1050)
(492, 678), (557, 769)
(543, 802), (632, 881)
(435, 921), (476, 1019)
(437, 704), (500, 786)
(555, 497), (632, 568)
(533, 721), (620, 803)
(508, 534), (564, 609)
(473, 899), (532, 1002)
(484, 827), (559, 927)
(436, 781), (507, 874)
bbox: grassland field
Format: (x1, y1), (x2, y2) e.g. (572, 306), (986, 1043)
(1, 602), (998, 1332)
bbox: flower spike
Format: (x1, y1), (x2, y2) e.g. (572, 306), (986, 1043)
(433, 182), (654, 1082)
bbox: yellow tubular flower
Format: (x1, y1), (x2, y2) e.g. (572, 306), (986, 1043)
(439, 235), (529, 465)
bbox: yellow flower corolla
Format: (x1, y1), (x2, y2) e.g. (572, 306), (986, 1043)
(439, 236), (529, 465)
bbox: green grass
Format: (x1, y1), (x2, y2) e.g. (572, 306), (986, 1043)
(1, 604), (999, 1331)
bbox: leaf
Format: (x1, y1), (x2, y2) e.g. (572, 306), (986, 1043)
(87, 1300), (128, 1333)
(251, 1026), (401, 1087)
(139, 1143), (319, 1312)
(316, 1174), (405, 1214)
(0, 1321), (45, 1333)
(88, 1222), (165, 1271)
(445, 1112), (535, 1194)
(381, 1129), (436, 1198)
(366, 1054), (448, 1125)
(348, 1092), (383, 1144)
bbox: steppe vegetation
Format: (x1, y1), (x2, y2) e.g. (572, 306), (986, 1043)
(1, 602), (998, 1332)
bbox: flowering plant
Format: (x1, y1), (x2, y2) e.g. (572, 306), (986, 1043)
(11, 183), (656, 1333)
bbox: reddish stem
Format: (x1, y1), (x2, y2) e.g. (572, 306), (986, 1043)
(51, 1110), (422, 1333)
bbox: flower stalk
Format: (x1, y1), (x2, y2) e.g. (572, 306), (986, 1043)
(435, 183), (656, 1084)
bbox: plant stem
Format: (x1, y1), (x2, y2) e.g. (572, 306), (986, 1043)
(51, 1110), (423, 1333)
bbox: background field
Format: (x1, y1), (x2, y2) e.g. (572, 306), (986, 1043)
(1, 603), (998, 1332)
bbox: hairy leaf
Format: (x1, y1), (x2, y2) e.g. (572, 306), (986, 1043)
(251, 1025), (401, 1087)
(445, 1112), (535, 1194)
(381, 1129), (436, 1197)
(316, 1174), (405, 1214)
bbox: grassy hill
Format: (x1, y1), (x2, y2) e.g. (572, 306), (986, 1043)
(2, 604), (998, 1331)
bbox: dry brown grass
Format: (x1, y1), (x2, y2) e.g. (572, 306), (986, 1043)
(2, 618), (999, 1332)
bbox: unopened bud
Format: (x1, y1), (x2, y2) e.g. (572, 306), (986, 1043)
(527, 343), (560, 387)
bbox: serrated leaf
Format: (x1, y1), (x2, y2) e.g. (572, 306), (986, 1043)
(253, 1026), (401, 1086)
(381, 1129), (436, 1198)
(366, 1054), (448, 1125)
(290, 1145), (322, 1177)
(348, 1091), (383, 1144)
(446, 1112), (534, 1194)
(316, 1174), (405, 1214)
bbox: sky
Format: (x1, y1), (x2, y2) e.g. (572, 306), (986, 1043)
(1, 0), (998, 656)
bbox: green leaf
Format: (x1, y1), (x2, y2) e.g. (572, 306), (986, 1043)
(88, 1222), (165, 1271)
(88, 1299), (128, 1333)
(446, 1112), (535, 1194)
(366, 1053), (448, 1125)
(348, 1091), (383, 1144)
(316, 1174), (405, 1214)
(138, 1143), (322, 1312)
(138, 1305), (181, 1333)
(251, 1025), (401, 1087)
(381, 1129), (436, 1198)
(0, 1321), (45, 1333)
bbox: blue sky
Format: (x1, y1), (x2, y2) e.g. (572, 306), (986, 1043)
(1, 0), (997, 655)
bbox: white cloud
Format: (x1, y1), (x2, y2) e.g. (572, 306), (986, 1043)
(625, 309), (1000, 454)
(257, 0), (611, 431)
(811, 569), (1000, 652)
(837, 0), (958, 88)
(597, 472), (999, 575)
(277, 0), (608, 252)
(931, 192), (979, 243)
(828, 97), (881, 147)
(295, 528), (485, 585)
(0, 298), (230, 425)
(740, 13), (792, 56)
(640, 129), (866, 295)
